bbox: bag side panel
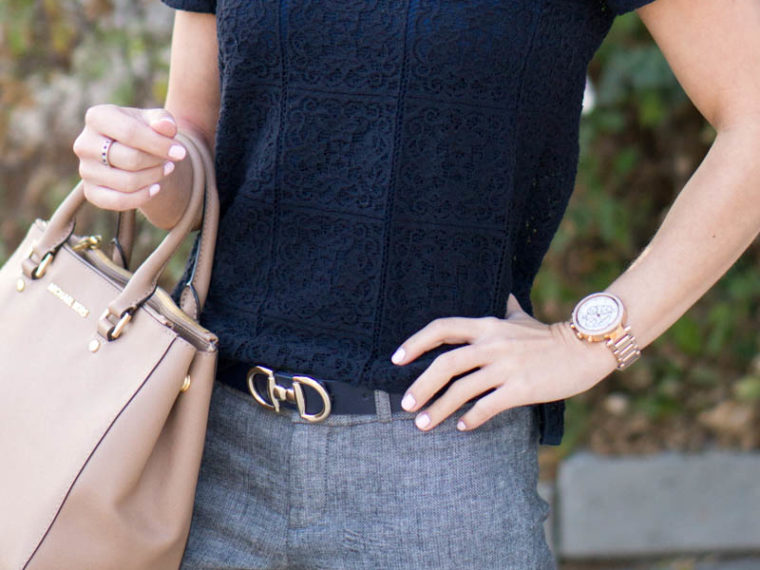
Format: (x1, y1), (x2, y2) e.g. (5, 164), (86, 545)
(28, 343), (212, 570)
(0, 228), (175, 569)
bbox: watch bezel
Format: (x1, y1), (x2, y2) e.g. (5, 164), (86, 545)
(571, 292), (626, 341)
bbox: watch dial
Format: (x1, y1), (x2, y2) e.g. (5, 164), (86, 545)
(576, 295), (621, 333)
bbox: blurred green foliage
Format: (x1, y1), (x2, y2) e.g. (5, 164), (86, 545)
(1, 5), (757, 453)
(0, 0), (184, 282)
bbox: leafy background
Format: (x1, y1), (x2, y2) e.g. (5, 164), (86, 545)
(1, 1), (758, 472)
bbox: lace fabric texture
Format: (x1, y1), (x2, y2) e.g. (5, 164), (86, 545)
(164, 0), (655, 445)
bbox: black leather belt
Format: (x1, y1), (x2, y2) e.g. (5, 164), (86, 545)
(217, 359), (406, 422)
(218, 360), (562, 443)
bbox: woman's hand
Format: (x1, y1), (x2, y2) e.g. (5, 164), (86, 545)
(73, 105), (188, 212)
(393, 294), (619, 431)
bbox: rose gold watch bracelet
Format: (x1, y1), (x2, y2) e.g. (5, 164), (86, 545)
(607, 324), (641, 370)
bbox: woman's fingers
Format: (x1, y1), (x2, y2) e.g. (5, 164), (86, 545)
(391, 316), (499, 366)
(73, 104), (188, 211)
(84, 104), (186, 162)
(110, 140), (176, 173)
(411, 367), (498, 431)
(144, 108), (178, 138)
(79, 159), (167, 196)
(82, 181), (158, 211)
(401, 343), (486, 412)
(108, 140), (169, 171)
(74, 130), (166, 171)
(457, 385), (523, 431)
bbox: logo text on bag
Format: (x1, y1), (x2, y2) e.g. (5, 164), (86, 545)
(47, 282), (90, 318)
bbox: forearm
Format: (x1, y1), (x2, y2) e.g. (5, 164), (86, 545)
(137, 10), (219, 231)
(604, 125), (760, 353)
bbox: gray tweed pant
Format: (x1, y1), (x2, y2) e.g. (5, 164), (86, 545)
(180, 379), (556, 569)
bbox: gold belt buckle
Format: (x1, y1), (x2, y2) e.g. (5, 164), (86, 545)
(246, 365), (332, 423)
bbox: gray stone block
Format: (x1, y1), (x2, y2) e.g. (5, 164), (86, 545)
(619, 558), (760, 570)
(696, 559), (760, 570)
(556, 451), (760, 558)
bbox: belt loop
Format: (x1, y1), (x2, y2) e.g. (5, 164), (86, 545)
(374, 390), (392, 423)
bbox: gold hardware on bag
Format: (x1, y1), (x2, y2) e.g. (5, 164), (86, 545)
(32, 252), (54, 279)
(88, 339), (101, 353)
(180, 374), (191, 393)
(247, 365), (331, 423)
(109, 312), (132, 340)
(101, 309), (133, 341)
(16, 278), (25, 292)
(72, 235), (102, 252)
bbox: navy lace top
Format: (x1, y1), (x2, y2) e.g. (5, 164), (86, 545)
(164, 0), (655, 445)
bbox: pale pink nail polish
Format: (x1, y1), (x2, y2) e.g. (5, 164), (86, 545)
(391, 347), (405, 364)
(401, 393), (415, 411)
(415, 413), (430, 430)
(149, 184), (161, 197)
(163, 161), (175, 176)
(168, 145), (186, 160)
(457, 420), (466, 431)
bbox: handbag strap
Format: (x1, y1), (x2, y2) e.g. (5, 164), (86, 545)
(176, 131), (219, 320)
(111, 209), (136, 269)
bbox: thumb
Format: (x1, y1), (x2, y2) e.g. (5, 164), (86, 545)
(506, 293), (524, 317)
(143, 108), (178, 138)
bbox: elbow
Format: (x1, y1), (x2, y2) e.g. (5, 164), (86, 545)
(710, 102), (760, 139)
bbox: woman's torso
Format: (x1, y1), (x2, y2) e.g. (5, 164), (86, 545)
(173, 0), (635, 445)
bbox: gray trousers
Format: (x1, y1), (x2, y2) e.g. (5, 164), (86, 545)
(181, 380), (556, 569)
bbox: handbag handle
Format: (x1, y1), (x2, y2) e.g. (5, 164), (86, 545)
(174, 131), (219, 321)
(22, 130), (219, 340)
(109, 131), (218, 321)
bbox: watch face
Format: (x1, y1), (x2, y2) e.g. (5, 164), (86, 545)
(573, 293), (623, 336)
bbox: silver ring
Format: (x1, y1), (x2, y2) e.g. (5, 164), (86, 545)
(101, 137), (114, 167)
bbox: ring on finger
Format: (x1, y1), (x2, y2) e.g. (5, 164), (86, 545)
(101, 137), (115, 168)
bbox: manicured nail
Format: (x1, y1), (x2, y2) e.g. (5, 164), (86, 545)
(168, 144), (186, 160)
(151, 116), (176, 127)
(163, 161), (175, 176)
(149, 183), (161, 197)
(401, 393), (415, 411)
(415, 413), (430, 430)
(391, 346), (405, 364)
(457, 420), (466, 431)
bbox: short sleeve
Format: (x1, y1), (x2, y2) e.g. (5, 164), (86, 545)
(161, 0), (216, 14)
(606, 0), (656, 15)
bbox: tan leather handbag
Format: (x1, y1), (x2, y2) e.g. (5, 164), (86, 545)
(0, 130), (219, 570)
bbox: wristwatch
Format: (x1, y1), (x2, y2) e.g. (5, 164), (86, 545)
(569, 292), (641, 371)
